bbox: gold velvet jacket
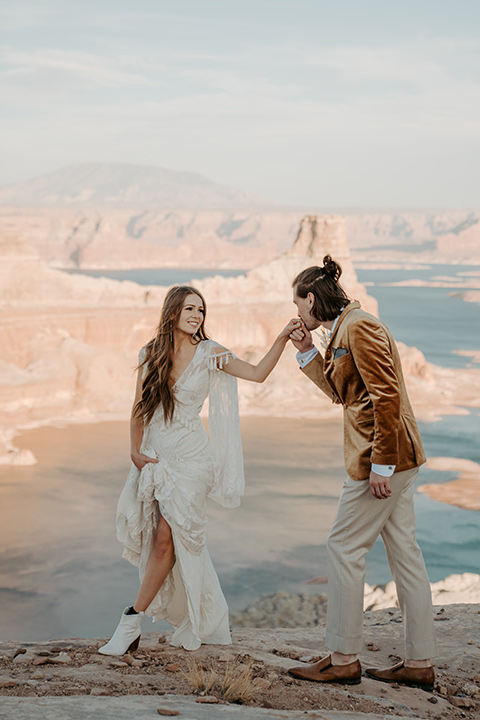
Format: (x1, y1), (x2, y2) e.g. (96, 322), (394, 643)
(301, 301), (426, 481)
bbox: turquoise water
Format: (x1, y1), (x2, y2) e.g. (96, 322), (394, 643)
(356, 264), (480, 369)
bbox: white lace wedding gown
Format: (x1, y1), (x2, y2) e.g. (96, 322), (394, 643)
(116, 339), (245, 650)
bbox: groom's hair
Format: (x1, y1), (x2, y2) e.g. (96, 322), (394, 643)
(293, 255), (350, 321)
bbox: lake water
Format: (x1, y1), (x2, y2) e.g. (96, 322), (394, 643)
(1, 261), (479, 642)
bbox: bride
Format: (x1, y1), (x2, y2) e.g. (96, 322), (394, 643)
(99, 285), (299, 654)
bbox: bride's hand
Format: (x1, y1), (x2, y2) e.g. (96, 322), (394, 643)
(131, 451), (159, 470)
(289, 320), (314, 353)
(279, 318), (303, 339)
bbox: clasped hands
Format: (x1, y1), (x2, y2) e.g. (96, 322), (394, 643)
(286, 318), (314, 353)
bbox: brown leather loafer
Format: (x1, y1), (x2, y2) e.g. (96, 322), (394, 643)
(288, 655), (362, 685)
(365, 661), (434, 690)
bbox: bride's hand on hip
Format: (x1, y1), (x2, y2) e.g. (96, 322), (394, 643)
(131, 452), (159, 470)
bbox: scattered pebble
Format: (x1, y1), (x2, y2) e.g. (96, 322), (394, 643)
(366, 643), (380, 652)
(164, 664), (180, 673)
(32, 657), (49, 666)
(449, 696), (475, 709)
(109, 660), (128, 669)
(50, 653), (73, 664)
(195, 696), (220, 704)
(0, 679), (19, 688)
(252, 677), (271, 690)
(13, 648), (27, 659)
(89, 687), (111, 696)
(428, 696), (438, 704)
(156, 709), (179, 716)
(157, 636), (167, 644)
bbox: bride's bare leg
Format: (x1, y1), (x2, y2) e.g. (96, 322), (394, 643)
(133, 517), (174, 612)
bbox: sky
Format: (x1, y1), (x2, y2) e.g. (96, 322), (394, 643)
(1, 0), (479, 207)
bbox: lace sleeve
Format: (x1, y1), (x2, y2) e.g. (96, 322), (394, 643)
(138, 346), (148, 380)
(207, 342), (245, 508)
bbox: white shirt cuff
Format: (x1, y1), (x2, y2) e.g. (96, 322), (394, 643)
(296, 346), (319, 368)
(372, 463), (396, 477)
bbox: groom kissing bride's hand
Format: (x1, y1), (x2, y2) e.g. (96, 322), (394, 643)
(284, 255), (436, 690)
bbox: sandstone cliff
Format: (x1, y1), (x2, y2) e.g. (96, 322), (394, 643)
(1, 204), (479, 272)
(1, 215), (479, 467)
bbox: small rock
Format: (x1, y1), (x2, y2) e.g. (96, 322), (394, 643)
(461, 683), (479, 697)
(13, 648), (27, 659)
(157, 635), (167, 644)
(262, 700), (274, 708)
(32, 657), (50, 666)
(30, 673), (44, 680)
(131, 659), (143, 668)
(109, 660), (128, 668)
(156, 710), (179, 717)
(283, 676), (295, 685)
(35, 650), (52, 657)
(90, 687), (111, 696)
(437, 663), (449, 669)
(164, 663), (180, 673)
(428, 696), (438, 704)
(438, 686), (448, 695)
(449, 696), (475, 709)
(366, 643), (380, 652)
(13, 650), (36, 664)
(217, 652), (236, 662)
(122, 654), (134, 665)
(473, 674), (480, 684)
(195, 696), (219, 704)
(51, 652), (73, 664)
(49, 647), (63, 653)
(467, 640), (474, 645)
(0, 679), (19, 688)
(252, 677), (271, 690)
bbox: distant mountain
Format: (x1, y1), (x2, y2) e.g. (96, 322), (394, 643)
(0, 163), (270, 209)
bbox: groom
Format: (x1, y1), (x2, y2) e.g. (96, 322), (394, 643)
(287, 255), (437, 688)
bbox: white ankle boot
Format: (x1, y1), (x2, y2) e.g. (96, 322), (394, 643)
(98, 606), (144, 655)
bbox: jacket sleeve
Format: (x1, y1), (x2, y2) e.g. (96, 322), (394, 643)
(301, 353), (341, 404)
(349, 319), (401, 465)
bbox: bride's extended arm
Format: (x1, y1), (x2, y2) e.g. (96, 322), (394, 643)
(130, 367), (158, 470)
(222, 318), (301, 383)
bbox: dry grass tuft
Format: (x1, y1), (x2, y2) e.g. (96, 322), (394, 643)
(180, 655), (217, 695)
(221, 660), (255, 704)
(180, 656), (256, 705)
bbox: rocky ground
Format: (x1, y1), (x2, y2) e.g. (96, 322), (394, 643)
(1, 604), (479, 720)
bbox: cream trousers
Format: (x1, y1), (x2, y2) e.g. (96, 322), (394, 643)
(325, 466), (437, 659)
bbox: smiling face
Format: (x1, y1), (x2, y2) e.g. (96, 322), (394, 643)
(176, 293), (205, 336)
(293, 286), (322, 331)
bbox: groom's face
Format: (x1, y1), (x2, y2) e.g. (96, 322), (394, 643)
(293, 287), (322, 331)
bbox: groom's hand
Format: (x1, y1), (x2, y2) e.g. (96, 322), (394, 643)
(289, 320), (314, 353)
(369, 470), (392, 499)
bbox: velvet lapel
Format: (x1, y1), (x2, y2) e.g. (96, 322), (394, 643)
(327, 300), (361, 349)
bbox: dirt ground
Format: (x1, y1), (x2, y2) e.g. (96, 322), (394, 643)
(1, 605), (479, 719)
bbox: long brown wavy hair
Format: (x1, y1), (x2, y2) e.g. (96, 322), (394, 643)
(293, 254), (350, 321)
(133, 285), (208, 425)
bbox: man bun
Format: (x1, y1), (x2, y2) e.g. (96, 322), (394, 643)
(322, 254), (342, 282)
